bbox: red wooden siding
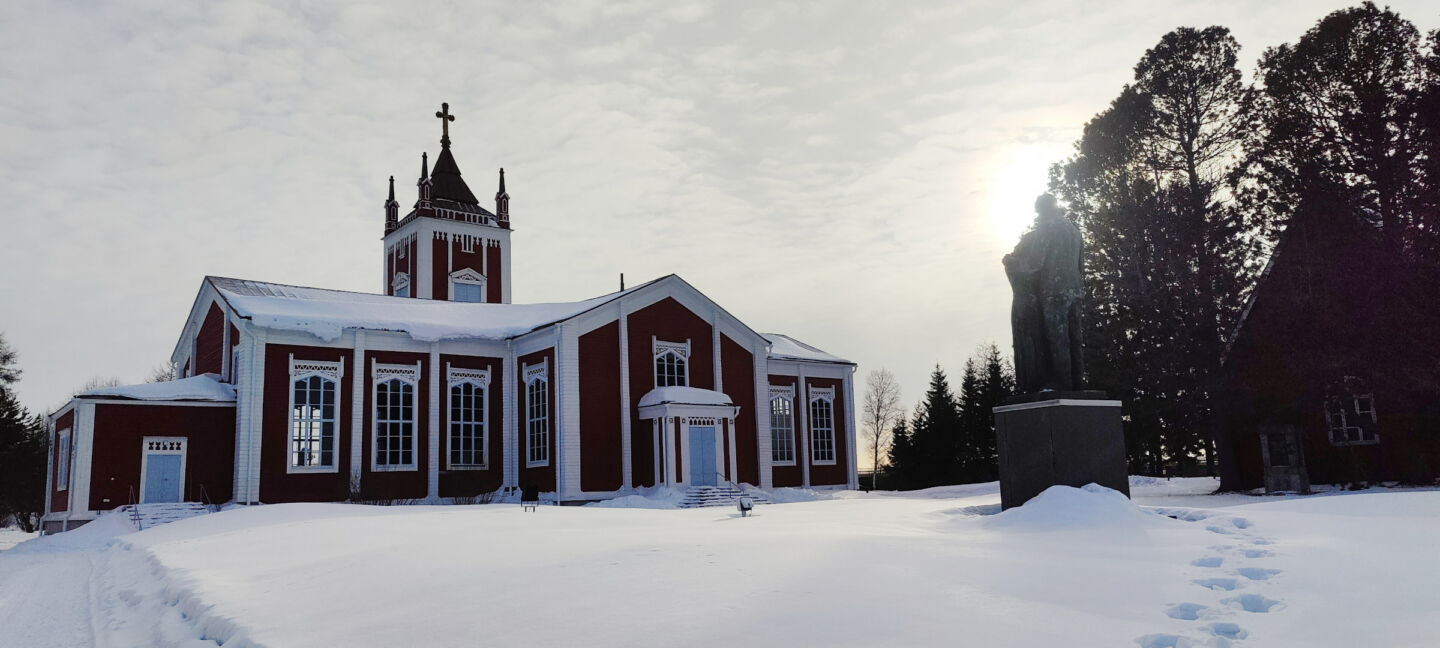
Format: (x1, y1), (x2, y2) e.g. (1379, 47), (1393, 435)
(194, 303), (225, 376)
(485, 241), (502, 303)
(721, 334), (759, 485)
(89, 403), (235, 510)
(438, 353), (505, 498)
(517, 347), (557, 492)
(360, 349), (429, 500)
(431, 239), (449, 300)
(578, 322), (623, 492)
(807, 376), (849, 486)
(230, 323), (240, 347)
(49, 410), (74, 513)
(260, 344), (353, 503)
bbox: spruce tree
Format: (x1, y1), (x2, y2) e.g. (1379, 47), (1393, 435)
(0, 333), (47, 532)
(909, 365), (962, 487)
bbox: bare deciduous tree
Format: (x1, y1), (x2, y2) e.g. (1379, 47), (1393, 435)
(862, 368), (902, 490)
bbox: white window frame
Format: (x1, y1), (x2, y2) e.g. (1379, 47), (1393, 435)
(287, 356), (343, 474)
(652, 338), (691, 388)
(524, 360), (550, 468)
(392, 272), (411, 298)
(768, 385), (796, 465)
(447, 365), (490, 470)
(56, 428), (72, 490)
(138, 437), (188, 504)
(372, 360), (422, 472)
(809, 386), (837, 465)
(1326, 393), (1379, 447)
(449, 268), (487, 303)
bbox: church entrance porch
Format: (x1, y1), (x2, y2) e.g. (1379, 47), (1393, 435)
(637, 387), (739, 488)
(140, 437), (187, 504)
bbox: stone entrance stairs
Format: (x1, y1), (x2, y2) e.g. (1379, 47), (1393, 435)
(117, 502), (215, 531)
(677, 485), (772, 509)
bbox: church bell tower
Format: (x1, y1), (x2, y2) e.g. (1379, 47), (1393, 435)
(381, 103), (512, 304)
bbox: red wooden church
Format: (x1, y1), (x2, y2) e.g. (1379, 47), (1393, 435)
(41, 106), (856, 533)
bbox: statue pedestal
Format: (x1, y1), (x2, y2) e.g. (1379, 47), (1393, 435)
(992, 395), (1129, 510)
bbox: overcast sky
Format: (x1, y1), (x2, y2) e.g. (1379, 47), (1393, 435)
(3, 1), (1436, 427)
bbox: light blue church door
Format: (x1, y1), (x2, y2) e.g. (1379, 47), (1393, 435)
(143, 454), (183, 503)
(688, 426), (718, 486)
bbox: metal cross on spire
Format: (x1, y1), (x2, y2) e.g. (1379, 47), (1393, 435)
(436, 102), (455, 147)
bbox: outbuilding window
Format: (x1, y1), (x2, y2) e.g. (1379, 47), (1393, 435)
(448, 366), (489, 468)
(1325, 393), (1378, 446)
(525, 361), (549, 466)
(373, 362), (421, 470)
(810, 387), (836, 464)
(769, 387), (795, 464)
(288, 357), (342, 472)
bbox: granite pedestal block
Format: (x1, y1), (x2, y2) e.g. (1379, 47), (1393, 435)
(993, 396), (1129, 510)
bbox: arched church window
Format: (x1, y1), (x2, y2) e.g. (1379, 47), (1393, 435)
(809, 387), (836, 464)
(769, 389), (795, 464)
(524, 361), (549, 466)
(288, 357), (342, 473)
(373, 362), (420, 470)
(652, 339), (690, 388)
(448, 366), (490, 468)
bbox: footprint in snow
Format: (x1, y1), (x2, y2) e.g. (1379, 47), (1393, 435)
(1236, 567), (1280, 581)
(1208, 622), (1248, 640)
(1205, 524), (1235, 535)
(1241, 548), (1271, 559)
(1192, 577), (1239, 591)
(1135, 633), (1188, 648)
(1229, 517), (1251, 529)
(1165, 603), (1207, 620)
(1191, 556), (1223, 568)
(1249, 538), (1274, 546)
(1223, 593), (1282, 613)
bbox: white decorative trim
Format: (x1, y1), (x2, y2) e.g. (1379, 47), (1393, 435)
(808, 385), (836, 403)
(373, 362), (421, 384)
(652, 338), (691, 358)
(524, 360), (549, 384)
(689, 417), (719, 427)
(290, 357), (343, 381)
(447, 365), (491, 387)
(138, 436), (188, 504)
(768, 384), (795, 399)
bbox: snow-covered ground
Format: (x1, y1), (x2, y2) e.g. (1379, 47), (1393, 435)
(2, 478), (1436, 647)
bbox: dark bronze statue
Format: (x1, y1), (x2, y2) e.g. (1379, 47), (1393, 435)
(1003, 194), (1085, 393)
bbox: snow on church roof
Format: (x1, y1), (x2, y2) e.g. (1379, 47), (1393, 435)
(763, 333), (852, 365)
(79, 375), (237, 402)
(209, 276), (643, 343)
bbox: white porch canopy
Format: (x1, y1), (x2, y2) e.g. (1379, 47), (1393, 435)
(636, 386), (739, 420)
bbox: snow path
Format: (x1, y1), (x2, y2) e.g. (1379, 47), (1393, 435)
(0, 551), (96, 647)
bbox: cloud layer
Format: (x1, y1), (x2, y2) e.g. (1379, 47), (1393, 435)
(2, 0), (1435, 426)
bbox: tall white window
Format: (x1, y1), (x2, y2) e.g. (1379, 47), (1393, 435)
(449, 268), (487, 303)
(289, 358), (342, 472)
(373, 362), (420, 470)
(448, 366), (489, 468)
(56, 428), (72, 490)
(770, 394), (795, 464)
(653, 339), (690, 388)
(810, 387), (836, 464)
(525, 362), (549, 466)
